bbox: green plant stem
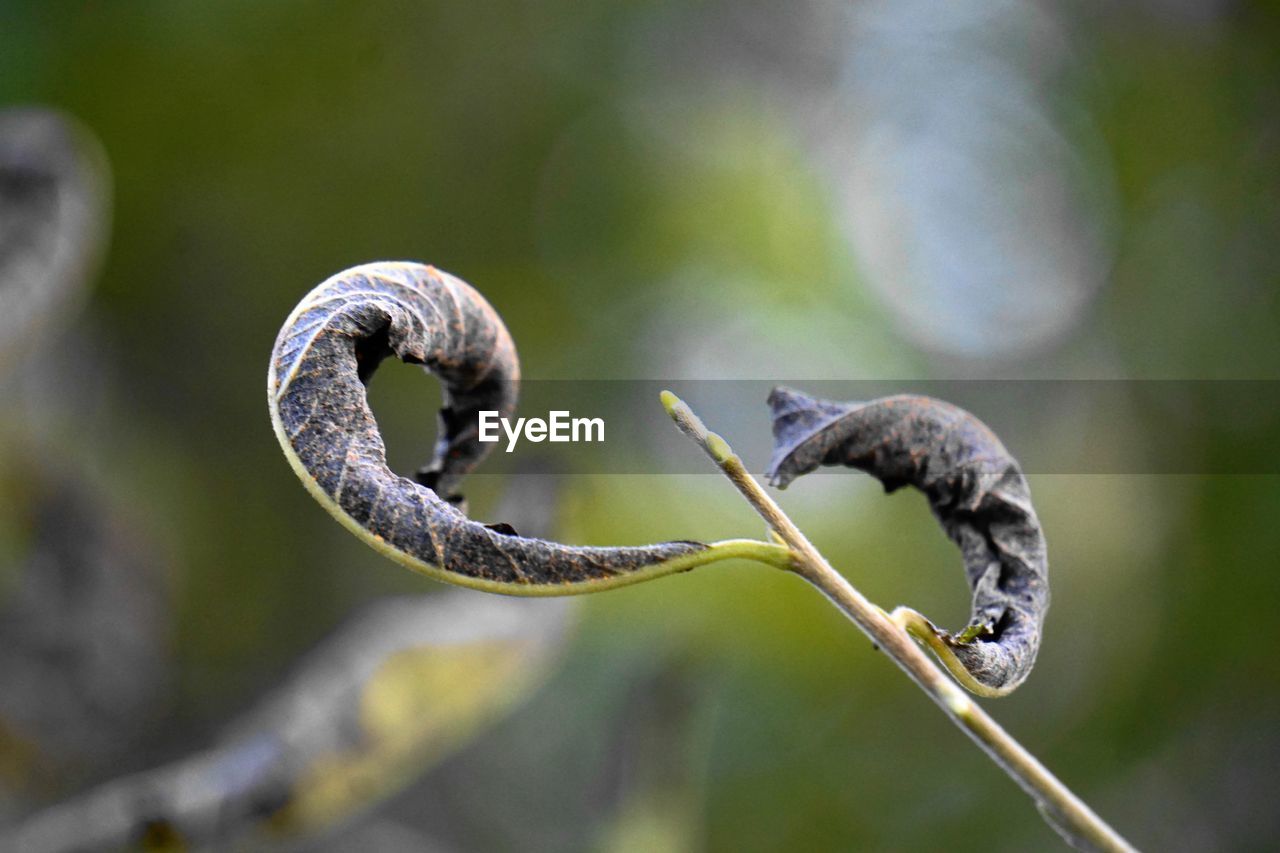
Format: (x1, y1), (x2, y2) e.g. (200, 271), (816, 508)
(661, 392), (1136, 853)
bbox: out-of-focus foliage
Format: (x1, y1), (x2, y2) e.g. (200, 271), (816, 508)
(6, 593), (572, 852)
(0, 107), (108, 371)
(0, 447), (170, 798)
(1, 1), (1278, 850)
(0, 107), (165, 807)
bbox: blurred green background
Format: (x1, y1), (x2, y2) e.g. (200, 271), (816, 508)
(2, 0), (1279, 850)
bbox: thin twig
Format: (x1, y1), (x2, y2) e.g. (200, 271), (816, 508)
(661, 391), (1136, 853)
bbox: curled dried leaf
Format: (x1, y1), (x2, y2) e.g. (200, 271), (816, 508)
(765, 387), (1049, 694)
(268, 262), (761, 593)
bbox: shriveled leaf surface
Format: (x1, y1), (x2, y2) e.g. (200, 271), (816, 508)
(765, 387), (1049, 693)
(268, 261), (706, 592)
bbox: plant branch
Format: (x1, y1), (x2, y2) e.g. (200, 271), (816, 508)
(661, 391), (1136, 853)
